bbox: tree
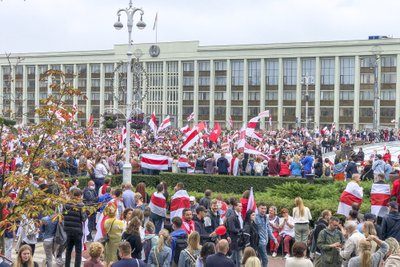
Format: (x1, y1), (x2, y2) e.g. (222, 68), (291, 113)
(0, 69), (97, 254)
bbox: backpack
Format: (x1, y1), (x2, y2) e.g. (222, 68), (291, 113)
(307, 222), (325, 253)
(246, 160), (255, 175)
(54, 221), (67, 246)
(174, 235), (188, 264)
(143, 238), (152, 263)
(324, 166), (331, 177)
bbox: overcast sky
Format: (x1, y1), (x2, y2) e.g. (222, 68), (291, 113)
(1, 0), (399, 53)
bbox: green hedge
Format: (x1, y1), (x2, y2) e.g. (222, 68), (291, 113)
(74, 173), (332, 194)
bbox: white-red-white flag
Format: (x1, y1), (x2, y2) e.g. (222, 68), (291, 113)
(140, 154), (169, 170)
(370, 183), (390, 217)
(331, 122), (336, 131)
(269, 116), (272, 127)
(244, 143), (270, 160)
(170, 190), (190, 219)
(180, 122), (206, 152)
(178, 155), (191, 168)
(134, 133), (141, 148)
(55, 110), (66, 122)
(246, 116), (260, 137)
(148, 113), (158, 134)
(149, 192), (166, 217)
(337, 181), (363, 216)
(187, 112), (195, 122)
(228, 116), (234, 129)
(231, 131), (239, 140)
(119, 127), (127, 149)
(157, 115), (171, 133)
(180, 125), (191, 133)
(229, 156), (240, 176)
(258, 110), (270, 118)
(247, 187), (258, 214)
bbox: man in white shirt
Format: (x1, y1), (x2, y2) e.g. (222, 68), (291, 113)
(340, 220), (364, 267)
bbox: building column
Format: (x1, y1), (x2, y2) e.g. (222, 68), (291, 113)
(193, 60), (199, 123)
(396, 54), (400, 128)
(277, 58), (283, 129)
(86, 63), (91, 122)
(377, 56), (382, 127)
(162, 61), (168, 117)
(22, 65), (28, 125)
(260, 59), (266, 130)
(295, 58), (302, 126)
(177, 60), (183, 128)
(34, 65), (39, 124)
(10, 66), (16, 119)
(243, 59), (249, 124)
(99, 63), (105, 124)
(353, 56), (361, 129)
(209, 59), (215, 128)
(314, 57), (321, 128)
(334, 56), (340, 127)
(226, 60), (232, 128)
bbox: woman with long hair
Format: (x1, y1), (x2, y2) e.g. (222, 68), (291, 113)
(147, 229), (172, 267)
(347, 235), (388, 267)
(292, 197), (312, 243)
(196, 242), (215, 267)
(279, 156), (291, 177)
(178, 231), (201, 267)
(242, 246), (257, 266)
(290, 155), (302, 177)
(384, 237), (400, 265)
(13, 245), (38, 267)
(243, 210), (259, 251)
(244, 256), (261, 267)
(122, 208), (133, 231)
(103, 206), (124, 266)
(136, 182), (150, 204)
(362, 221), (377, 253)
(122, 216), (143, 260)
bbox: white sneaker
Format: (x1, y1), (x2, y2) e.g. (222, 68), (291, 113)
(285, 254), (290, 258)
(272, 252), (277, 257)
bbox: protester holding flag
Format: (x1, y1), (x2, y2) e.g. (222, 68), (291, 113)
(371, 174), (390, 218)
(170, 182), (190, 219)
(337, 174), (363, 217)
(149, 183), (167, 234)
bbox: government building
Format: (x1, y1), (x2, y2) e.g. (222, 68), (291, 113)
(0, 38), (399, 130)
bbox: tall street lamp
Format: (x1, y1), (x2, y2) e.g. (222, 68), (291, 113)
(372, 55), (380, 132)
(114, 0), (146, 184)
(301, 73), (314, 130)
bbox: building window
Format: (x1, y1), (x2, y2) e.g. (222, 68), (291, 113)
(91, 79), (100, 87)
(215, 76), (226, 86)
(78, 79), (86, 87)
(382, 73), (396, 83)
(320, 91), (334, 101)
(381, 89), (395, 100)
(50, 65), (60, 71)
(231, 60), (244, 86)
(248, 60), (261, 86)
(183, 77), (194, 86)
(2, 66), (11, 75)
(183, 92), (194, 100)
(248, 91), (260, 101)
(199, 76), (210, 86)
(147, 62), (163, 73)
(38, 65), (47, 74)
(339, 91), (354, 101)
(320, 107), (333, 117)
(168, 76), (178, 86)
(64, 65), (74, 74)
(199, 92), (210, 100)
(167, 61), (178, 73)
(283, 90), (296, 101)
(91, 92), (100, 100)
(215, 107), (226, 115)
(381, 56), (396, 67)
(39, 92), (47, 99)
(266, 91), (278, 100)
(105, 79), (113, 87)
(91, 64), (100, 74)
(27, 92), (35, 100)
(266, 59), (278, 85)
(167, 91), (177, 101)
(198, 106), (209, 115)
(27, 66), (35, 75)
(28, 80), (35, 88)
(183, 62), (194, 72)
(360, 56), (376, 68)
(360, 90), (373, 100)
(215, 61), (226, 71)
(231, 91), (243, 101)
(15, 81), (23, 88)
(339, 108), (353, 117)
(302, 58), (316, 77)
(360, 108), (373, 117)
(284, 107), (296, 116)
(249, 107), (260, 117)
(340, 57), (355, 84)
(231, 107), (242, 115)
(361, 73), (374, 84)
(321, 58), (334, 85)
(215, 92), (226, 100)
(183, 107), (193, 116)
(15, 66), (23, 75)
(104, 63), (114, 73)
(283, 59), (297, 85)
(77, 64), (87, 75)
(198, 61), (210, 71)
(381, 108), (395, 117)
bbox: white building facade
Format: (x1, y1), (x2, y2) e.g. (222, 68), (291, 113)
(0, 38), (399, 130)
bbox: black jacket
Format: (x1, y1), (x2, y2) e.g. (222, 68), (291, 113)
(64, 202), (87, 235)
(345, 161), (358, 179)
(122, 232), (143, 259)
(227, 213), (242, 251)
(314, 219), (328, 254)
(83, 187), (98, 205)
(193, 216), (210, 244)
(243, 221), (259, 251)
(205, 252), (234, 267)
(382, 211), (400, 241)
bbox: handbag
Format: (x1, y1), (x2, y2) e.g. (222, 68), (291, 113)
(99, 219), (115, 245)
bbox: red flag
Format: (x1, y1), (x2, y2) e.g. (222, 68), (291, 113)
(209, 122), (221, 142)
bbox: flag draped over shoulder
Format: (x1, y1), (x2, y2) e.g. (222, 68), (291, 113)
(247, 187), (257, 213)
(140, 154), (169, 170)
(370, 183), (390, 217)
(170, 190), (190, 219)
(149, 192), (167, 217)
(337, 181), (363, 216)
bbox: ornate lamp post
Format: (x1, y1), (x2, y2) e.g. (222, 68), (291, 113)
(114, 0), (145, 184)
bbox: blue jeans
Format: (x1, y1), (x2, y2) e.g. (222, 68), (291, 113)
(151, 212), (164, 234)
(257, 243), (268, 267)
(230, 249), (241, 267)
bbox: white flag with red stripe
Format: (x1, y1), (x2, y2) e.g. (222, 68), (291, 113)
(170, 190), (190, 219)
(370, 183), (390, 217)
(236, 127), (247, 149)
(247, 187), (258, 214)
(244, 143), (270, 160)
(228, 116), (234, 129)
(246, 116), (260, 137)
(231, 131), (239, 140)
(180, 125), (191, 134)
(187, 112), (195, 122)
(178, 155), (191, 168)
(140, 154), (169, 170)
(180, 122), (206, 152)
(258, 110), (270, 118)
(148, 112), (158, 134)
(157, 115), (171, 133)
(134, 133), (141, 148)
(119, 127), (127, 149)
(149, 192), (167, 217)
(337, 181), (364, 216)
(229, 156), (240, 176)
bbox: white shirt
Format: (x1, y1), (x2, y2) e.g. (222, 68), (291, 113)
(292, 207), (312, 224)
(279, 216), (295, 237)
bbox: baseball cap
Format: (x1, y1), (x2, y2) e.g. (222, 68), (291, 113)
(189, 196), (196, 202)
(389, 201), (398, 209)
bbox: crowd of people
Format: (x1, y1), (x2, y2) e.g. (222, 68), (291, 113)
(1, 125), (400, 267)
